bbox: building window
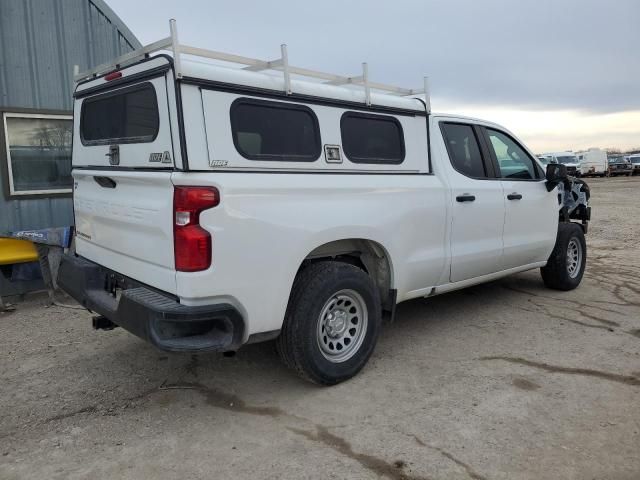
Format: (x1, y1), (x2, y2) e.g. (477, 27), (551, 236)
(2, 112), (73, 196)
(340, 112), (405, 164)
(230, 98), (321, 162)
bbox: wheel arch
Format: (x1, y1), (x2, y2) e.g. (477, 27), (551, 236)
(297, 238), (395, 311)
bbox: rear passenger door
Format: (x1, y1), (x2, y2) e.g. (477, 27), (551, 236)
(440, 122), (505, 282)
(482, 128), (558, 270)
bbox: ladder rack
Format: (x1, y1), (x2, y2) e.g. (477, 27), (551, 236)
(75, 19), (431, 112)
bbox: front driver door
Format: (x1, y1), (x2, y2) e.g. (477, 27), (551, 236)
(482, 127), (558, 270)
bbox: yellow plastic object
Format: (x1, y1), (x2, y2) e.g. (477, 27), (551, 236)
(0, 238), (39, 265)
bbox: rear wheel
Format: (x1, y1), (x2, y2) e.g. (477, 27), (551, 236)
(277, 261), (381, 385)
(540, 222), (586, 291)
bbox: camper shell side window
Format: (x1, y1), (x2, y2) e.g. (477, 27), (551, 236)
(230, 98), (321, 162)
(340, 112), (405, 164)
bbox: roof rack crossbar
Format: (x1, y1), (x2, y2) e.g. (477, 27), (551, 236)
(74, 19), (430, 111)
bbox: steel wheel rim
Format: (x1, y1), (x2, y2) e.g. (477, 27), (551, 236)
(316, 289), (368, 363)
(566, 238), (582, 278)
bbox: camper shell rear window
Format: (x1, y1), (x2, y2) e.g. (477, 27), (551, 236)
(80, 83), (159, 145)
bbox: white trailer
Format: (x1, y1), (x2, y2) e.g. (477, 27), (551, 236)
(576, 148), (607, 177)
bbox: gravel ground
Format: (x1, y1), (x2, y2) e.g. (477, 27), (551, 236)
(1, 177), (639, 480)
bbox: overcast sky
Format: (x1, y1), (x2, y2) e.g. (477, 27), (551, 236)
(107, 0), (640, 152)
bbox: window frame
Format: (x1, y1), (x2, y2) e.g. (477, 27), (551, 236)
(480, 126), (544, 181)
(79, 82), (160, 147)
(340, 111), (406, 165)
(229, 97), (321, 162)
(1, 110), (73, 198)
(439, 121), (498, 180)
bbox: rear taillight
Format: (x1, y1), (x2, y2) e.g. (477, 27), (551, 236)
(173, 186), (220, 272)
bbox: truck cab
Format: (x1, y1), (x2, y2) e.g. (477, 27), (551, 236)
(627, 154), (640, 175)
(540, 151), (581, 176)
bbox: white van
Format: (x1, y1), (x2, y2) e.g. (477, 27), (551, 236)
(59, 21), (591, 384)
(576, 148), (607, 177)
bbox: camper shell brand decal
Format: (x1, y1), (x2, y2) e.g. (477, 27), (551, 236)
(149, 151), (172, 163)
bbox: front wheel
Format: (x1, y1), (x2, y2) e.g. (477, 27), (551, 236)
(277, 261), (381, 385)
(540, 223), (587, 291)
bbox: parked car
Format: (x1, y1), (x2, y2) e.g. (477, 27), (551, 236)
(539, 152), (581, 176)
(576, 148), (607, 177)
(58, 22), (591, 385)
(607, 157), (633, 176)
(627, 154), (640, 175)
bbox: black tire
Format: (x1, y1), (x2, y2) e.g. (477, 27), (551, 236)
(540, 222), (587, 291)
(276, 261), (381, 385)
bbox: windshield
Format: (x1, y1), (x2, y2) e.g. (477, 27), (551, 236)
(556, 156), (578, 164)
(630, 157), (640, 164)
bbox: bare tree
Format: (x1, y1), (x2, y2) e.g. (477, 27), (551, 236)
(29, 123), (72, 148)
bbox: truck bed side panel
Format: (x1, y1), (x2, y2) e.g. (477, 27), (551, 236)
(171, 171), (448, 337)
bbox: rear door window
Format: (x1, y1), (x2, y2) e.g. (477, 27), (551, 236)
(440, 123), (487, 178)
(80, 83), (159, 145)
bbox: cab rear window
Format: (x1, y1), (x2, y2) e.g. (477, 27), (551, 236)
(80, 83), (159, 145)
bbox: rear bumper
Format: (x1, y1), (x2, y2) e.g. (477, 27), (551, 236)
(58, 254), (244, 352)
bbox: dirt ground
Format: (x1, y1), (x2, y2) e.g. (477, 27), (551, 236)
(1, 177), (639, 480)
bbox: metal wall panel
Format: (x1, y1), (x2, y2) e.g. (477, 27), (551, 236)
(0, 0), (141, 111)
(0, 0), (141, 235)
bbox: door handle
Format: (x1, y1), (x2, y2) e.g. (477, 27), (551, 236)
(456, 194), (476, 202)
(507, 193), (523, 200)
(94, 176), (117, 188)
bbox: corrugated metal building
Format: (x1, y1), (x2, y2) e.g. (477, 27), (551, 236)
(0, 0), (140, 295)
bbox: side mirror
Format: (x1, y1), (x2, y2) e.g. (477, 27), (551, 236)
(545, 163), (567, 191)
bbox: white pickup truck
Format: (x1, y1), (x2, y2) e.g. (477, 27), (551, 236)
(59, 22), (591, 385)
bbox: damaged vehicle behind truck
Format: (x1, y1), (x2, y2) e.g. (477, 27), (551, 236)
(58, 21), (591, 385)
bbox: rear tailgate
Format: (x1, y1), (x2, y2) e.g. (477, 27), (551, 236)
(72, 56), (180, 294)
